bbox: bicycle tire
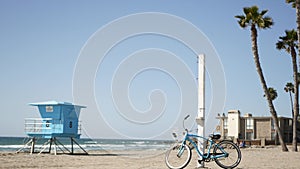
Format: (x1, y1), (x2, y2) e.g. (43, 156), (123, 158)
(165, 144), (192, 169)
(213, 140), (241, 169)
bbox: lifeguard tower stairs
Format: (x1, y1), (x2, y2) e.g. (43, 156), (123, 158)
(17, 101), (88, 155)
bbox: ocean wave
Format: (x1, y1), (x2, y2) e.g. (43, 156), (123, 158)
(0, 137), (173, 152)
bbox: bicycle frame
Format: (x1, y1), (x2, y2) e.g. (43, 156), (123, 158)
(179, 131), (228, 160)
(166, 115), (241, 169)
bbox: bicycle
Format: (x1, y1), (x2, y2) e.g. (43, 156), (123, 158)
(165, 115), (241, 169)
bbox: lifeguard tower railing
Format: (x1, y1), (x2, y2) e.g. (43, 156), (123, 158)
(19, 117), (87, 155)
(24, 118), (82, 137)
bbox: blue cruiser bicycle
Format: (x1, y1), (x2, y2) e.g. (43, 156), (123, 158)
(165, 115), (241, 169)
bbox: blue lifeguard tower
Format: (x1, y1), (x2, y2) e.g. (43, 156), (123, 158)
(19, 101), (88, 155)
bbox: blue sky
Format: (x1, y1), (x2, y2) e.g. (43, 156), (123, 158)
(0, 1), (297, 139)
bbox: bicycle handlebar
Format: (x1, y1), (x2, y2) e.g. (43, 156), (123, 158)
(184, 115), (190, 120)
(183, 114), (190, 131)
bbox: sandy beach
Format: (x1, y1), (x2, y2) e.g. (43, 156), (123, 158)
(0, 146), (300, 169)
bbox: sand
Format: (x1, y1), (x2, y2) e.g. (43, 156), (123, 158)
(0, 146), (300, 169)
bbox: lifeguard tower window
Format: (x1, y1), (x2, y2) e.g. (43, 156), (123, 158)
(46, 106), (53, 112)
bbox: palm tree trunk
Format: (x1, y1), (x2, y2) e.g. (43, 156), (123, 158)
(289, 91), (294, 116)
(291, 46), (298, 152)
(250, 25), (288, 151)
(296, 0), (300, 70)
(295, 0), (300, 152)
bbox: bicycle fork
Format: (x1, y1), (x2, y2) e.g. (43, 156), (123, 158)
(177, 145), (185, 157)
(176, 140), (188, 158)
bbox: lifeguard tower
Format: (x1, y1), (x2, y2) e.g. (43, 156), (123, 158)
(18, 101), (88, 155)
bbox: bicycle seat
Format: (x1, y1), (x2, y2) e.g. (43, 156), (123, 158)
(209, 133), (221, 139)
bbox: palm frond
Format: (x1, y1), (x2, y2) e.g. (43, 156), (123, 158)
(286, 0), (296, 8)
(285, 82), (295, 93)
(235, 15), (248, 28)
(276, 41), (286, 50)
(260, 10), (268, 16)
(262, 16), (274, 28)
(276, 29), (298, 53)
(264, 87), (278, 100)
(236, 6), (273, 30)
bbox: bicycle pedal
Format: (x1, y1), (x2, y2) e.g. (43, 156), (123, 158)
(197, 159), (207, 167)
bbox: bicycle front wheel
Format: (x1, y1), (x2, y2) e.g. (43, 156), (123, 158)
(213, 140), (241, 169)
(165, 144), (192, 169)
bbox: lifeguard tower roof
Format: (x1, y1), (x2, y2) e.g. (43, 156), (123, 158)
(25, 101), (86, 139)
(29, 101), (86, 107)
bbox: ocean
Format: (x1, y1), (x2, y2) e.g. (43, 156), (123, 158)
(0, 137), (173, 152)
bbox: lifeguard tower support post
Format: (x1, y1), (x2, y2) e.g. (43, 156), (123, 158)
(19, 101), (88, 155)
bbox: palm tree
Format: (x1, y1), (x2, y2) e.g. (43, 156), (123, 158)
(264, 87), (278, 101)
(263, 87), (279, 144)
(235, 6), (288, 151)
(263, 87), (279, 145)
(286, 0), (300, 151)
(286, 0), (300, 64)
(277, 30), (299, 151)
(284, 82), (295, 115)
(286, 0), (300, 55)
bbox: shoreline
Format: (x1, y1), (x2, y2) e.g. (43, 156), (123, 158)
(1, 146), (300, 168)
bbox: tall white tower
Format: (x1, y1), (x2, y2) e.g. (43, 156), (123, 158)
(196, 54), (205, 168)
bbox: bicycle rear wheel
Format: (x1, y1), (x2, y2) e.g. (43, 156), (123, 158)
(165, 144), (192, 169)
(213, 140), (241, 169)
